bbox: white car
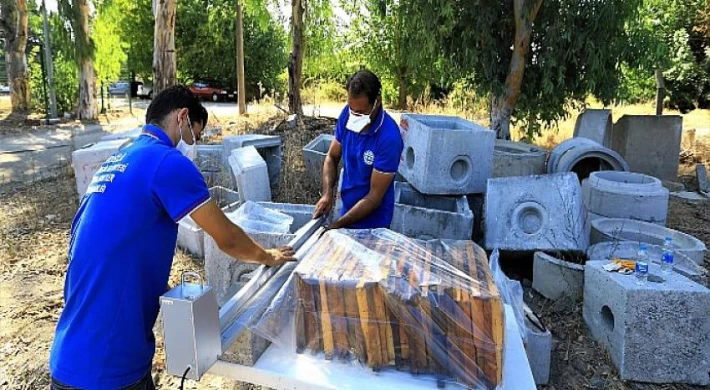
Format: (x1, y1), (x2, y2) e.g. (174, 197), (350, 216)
(0, 85), (10, 94)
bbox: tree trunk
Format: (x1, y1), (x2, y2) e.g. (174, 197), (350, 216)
(397, 72), (407, 110)
(153, 0), (177, 96)
(0, 0), (30, 114)
(236, 0), (246, 115)
(288, 0), (304, 116)
(489, 0), (544, 140)
(76, 0), (96, 120)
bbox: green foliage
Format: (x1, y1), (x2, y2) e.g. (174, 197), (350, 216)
(93, 0), (128, 82)
(114, 0), (154, 80)
(175, 0), (288, 99)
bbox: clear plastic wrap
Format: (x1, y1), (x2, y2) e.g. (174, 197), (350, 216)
(225, 201), (293, 233)
(489, 249), (526, 344)
(249, 229), (505, 389)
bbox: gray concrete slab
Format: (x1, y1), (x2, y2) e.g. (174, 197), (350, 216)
(697, 163), (709, 193)
(223, 134), (282, 189)
(485, 173), (589, 252)
(302, 134), (335, 187)
(611, 115), (683, 181)
(532, 252), (584, 301)
(583, 260), (710, 385)
(228, 146), (271, 202)
(524, 317), (552, 385)
(390, 182), (474, 240)
(398, 114), (494, 194)
(572, 109), (612, 147)
(492, 140), (547, 178)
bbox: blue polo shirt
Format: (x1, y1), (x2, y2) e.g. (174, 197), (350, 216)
(49, 125), (210, 389)
(336, 105), (403, 228)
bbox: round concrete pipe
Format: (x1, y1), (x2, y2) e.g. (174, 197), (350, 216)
(573, 109), (613, 147)
(589, 218), (707, 265)
(582, 171), (669, 225)
(587, 241), (706, 283)
(548, 138), (629, 181)
(492, 140), (548, 177)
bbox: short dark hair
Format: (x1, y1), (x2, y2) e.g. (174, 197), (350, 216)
(346, 69), (381, 105)
(146, 85), (209, 128)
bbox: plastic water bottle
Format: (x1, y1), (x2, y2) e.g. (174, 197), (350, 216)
(636, 244), (649, 285)
(661, 237), (674, 274)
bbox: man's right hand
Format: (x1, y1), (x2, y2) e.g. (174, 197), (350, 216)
(259, 247), (297, 267)
(313, 195), (334, 218)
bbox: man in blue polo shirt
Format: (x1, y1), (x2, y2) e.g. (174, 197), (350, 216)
(313, 69), (404, 229)
(49, 86), (295, 389)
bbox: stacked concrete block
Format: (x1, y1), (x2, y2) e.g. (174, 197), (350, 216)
(532, 252), (584, 301)
(590, 218), (707, 265)
(302, 134), (335, 186)
(204, 202), (315, 306)
(587, 241), (707, 284)
(572, 109), (613, 147)
(524, 317), (552, 385)
(223, 134), (282, 188)
(71, 138), (131, 198)
(582, 171), (669, 225)
(583, 260), (710, 385)
(398, 114), (495, 194)
(548, 137), (629, 181)
(228, 146), (271, 202)
(492, 140), (548, 178)
(611, 115), (683, 181)
(177, 186), (240, 258)
(390, 182), (474, 240)
(485, 173), (589, 252)
(697, 163), (709, 193)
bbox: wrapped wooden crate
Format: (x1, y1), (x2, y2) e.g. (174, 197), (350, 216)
(293, 229), (504, 389)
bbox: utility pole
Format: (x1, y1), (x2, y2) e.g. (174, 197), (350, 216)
(655, 69), (665, 116)
(41, 0), (57, 118)
(236, 0), (246, 115)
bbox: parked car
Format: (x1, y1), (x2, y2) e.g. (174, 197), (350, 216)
(0, 84), (10, 94)
(189, 81), (234, 102)
(108, 81), (130, 96)
(137, 83), (153, 99)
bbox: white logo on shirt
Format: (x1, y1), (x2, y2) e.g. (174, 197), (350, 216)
(363, 150), (374, 165)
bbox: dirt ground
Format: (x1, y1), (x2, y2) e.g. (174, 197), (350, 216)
(1, 113), (709, 390)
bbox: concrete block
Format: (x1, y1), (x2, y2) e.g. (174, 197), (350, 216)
(662, 180), (686, 192)
(223, 134), (282, 188)
(398, 114), (495, 194)
(590, 218), (707, 265)
(71, 139), (131, 198)
(196, 145), (231, 187)
(98, 127), (142, 142)
(485, 173), (589, 252)
(205, 202), (314, 305)
(697, 163), (709, 193)
(573, 109), (612, 147)
(524, 318), (552, 385)
(302, 134), (335, 186)
(221, 329), (270, 366)
(611, 115), (683, 181)
(587, 241), (707, 284)
(390, 182), (473, 240)
(582, 171), (669, 225)
(532, 252), (584, 301)
(548, 137), (629, 181)
(177, 186), (240, 258)
(583, 260), (710, 385)
(228, 146), (271, 202)
(492, 140), (548, 178)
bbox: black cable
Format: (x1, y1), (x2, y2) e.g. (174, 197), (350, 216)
(180, 366), (191, 390)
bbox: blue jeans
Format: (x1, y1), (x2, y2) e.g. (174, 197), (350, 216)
(50, 370), (155, 390)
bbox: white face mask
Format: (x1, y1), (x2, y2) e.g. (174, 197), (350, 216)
(176, 114), (197, 161)
(346, 101), (378, 133)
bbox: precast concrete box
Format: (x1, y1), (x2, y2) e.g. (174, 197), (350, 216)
(492, 140), (548, 178)
(390, 182), (474, 240)
(302, 134), (335, 186)
(611, 115), (683, 181)
(223, 134), (283, 188)
(204, 202), (315, 305)
(71, 139), (131, 198)
(582, 171), (669, 225)
(485, 173), (589, 252)
(195, 145), (229, 187)
(583, 260), (710, 385)
(228, 146), (271, 202)
(177, 186), (240, 258)
(398, 114), (495, 194)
